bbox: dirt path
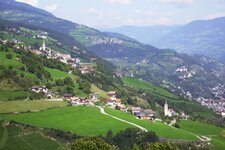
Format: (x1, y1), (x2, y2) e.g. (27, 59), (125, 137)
(97, 106), (148, 132)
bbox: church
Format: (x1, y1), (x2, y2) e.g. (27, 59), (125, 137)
(164, 101), (177, 117)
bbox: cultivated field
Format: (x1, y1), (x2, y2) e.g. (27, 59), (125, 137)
(0, 121), (61, 150)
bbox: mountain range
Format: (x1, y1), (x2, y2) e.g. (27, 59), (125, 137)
(0, 0), (225, 100)
(105, 17), (225, 64)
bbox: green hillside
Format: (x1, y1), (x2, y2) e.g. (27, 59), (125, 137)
(178, 120), (225, 150)
(105, 108), (198, 140)
(1, 106), (134, 136)
(0, 100), (67, 114)
(123, 77), (178, 99)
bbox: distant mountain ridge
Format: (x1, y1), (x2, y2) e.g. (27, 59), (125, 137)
(105, 25), (181, 44)
(151, 17), (225, 63)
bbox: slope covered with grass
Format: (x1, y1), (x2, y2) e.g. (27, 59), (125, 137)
(1, 106), (133, 136)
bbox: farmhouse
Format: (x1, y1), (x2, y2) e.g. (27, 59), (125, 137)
(130, 107), (142, 115)
(31, 86), (48, 94)
(108, 91), (116, 98)
(64, 93), (74, 100)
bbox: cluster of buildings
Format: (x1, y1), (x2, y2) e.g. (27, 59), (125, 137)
(105, 91), (127, 112)
(64, 93), (99, 106)
(196, 97), (225, 117)
(90, 37), (123, 45)
(175, 66), (195, 80)
(130, 107), (156, 120)
(31, 85), (56, 99)
(164, 101), (189, 119)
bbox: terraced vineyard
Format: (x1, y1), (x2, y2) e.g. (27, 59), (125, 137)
(0, 121), (61, 150)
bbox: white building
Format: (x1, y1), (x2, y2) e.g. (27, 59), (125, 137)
(164, 101), (172, 117)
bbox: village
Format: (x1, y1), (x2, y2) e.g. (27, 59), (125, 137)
(0, 27), (214, 121)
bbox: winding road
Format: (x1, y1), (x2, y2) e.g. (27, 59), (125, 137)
(97, 106), (148, 132)
(97, 106), (211, 142)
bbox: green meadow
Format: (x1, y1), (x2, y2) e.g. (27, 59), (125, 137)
(0, 90), (31, 101)
(1, 106), (133, 136)
(178, 120), (225, 150)
(105, 108), (198, 140)
(122, 77), (178, 99)
(0, 100), (67, 113)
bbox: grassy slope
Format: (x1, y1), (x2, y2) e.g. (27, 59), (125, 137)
(0, 101), (67, 113)
(91, 84), (107, 98)
(105, 108), (198, 140)
(0, 121), (61, 150)
(45, 68), (71, 80)
(123, 77), (178, 99)
(0, 90), (32, 101)
(1, 106), (133, 136)
(0, 50), (23, 68)
(178, 120), (225, 150)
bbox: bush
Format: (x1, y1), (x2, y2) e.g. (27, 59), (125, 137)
(6, 53), (13, 59)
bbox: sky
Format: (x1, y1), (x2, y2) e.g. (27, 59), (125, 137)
(16, 0), (225, 29)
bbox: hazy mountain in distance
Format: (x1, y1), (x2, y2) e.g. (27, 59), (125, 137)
(151, 17), (225, 63)
(104, 25), (181, 44)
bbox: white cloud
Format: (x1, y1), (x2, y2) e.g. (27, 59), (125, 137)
(104, 0), (132, 5)
(81, 8), (104, 20)
(156, 0), (195, 7)
(45, 4), (58, 12)
(16, 0), (39, 6)
(206, 12), (225, 19)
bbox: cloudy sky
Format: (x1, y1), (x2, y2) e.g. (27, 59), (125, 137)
(16, 0), (225, 28)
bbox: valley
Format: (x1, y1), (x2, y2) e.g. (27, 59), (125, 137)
(0, 0), (224, 150)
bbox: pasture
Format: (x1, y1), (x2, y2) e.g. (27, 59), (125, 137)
(0, 100), (67, 113)
(178, 120), (225, 150)
(1, 106), (133, 136)
(105, 108), (198, 140)
(122, 77), (178, 99)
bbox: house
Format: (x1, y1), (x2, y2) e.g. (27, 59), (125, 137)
(143, 109), (155, 117)
(136, 112), (151, 120)
(131, 107), (142, 115)
(108, 91), (116, 98)
(64, 93), (73, 100)
(89, 93), (99, 101)
(117, 104), (128, 112)
(31, 86), (48, 94)
(46, 92), (54, 99)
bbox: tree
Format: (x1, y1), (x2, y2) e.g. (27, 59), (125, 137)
(56, 79), (64, 86)
(71, 137), (116, 150)
(64, 77), (73, 86)
(146, 142), (179, 150)
(6, 53), (13, 59)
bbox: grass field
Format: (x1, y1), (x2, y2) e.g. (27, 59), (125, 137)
(0, 100), (67, 113)
(1, 106), (133, 136)
(91, 84), (107, 98)
(45, 68), (71, 80)
(0, 121), (61, 150)
(105, 108), (198, 140)
(122, 77), (178, 99)
(0, 50), (23, 68)
(178, 120), (225, 150)
(0, 90), (31, 101)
